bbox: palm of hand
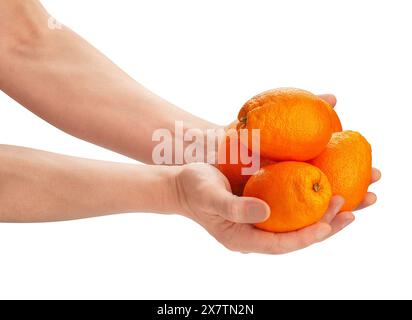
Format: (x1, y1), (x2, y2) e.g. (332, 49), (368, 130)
(177, 95), (380, 254)
(176, 161), (380, 254)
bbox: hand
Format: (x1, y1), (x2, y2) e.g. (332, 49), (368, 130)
(175, 163), (354, 254)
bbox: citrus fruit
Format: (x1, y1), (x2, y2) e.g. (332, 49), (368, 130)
(243, 161), (332, 232)
(237, 88), (333, 161)
(330, 107), (342, 132)
(217, 122), (274, 196)
(309, 130), (372, 211)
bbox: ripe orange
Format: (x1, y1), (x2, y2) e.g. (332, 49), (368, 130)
(243, 162), (332, 232)
(217, 122), (274, 196)
(329, 107), (343, 132)
(309, 131), (372, 211)
(237, 88), (333, 161)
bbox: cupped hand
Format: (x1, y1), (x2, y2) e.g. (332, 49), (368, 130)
(175, 162), (365, 254)
(186, 93), (380, 254)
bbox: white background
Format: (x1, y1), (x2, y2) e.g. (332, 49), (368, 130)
(0, 0), (409, 299)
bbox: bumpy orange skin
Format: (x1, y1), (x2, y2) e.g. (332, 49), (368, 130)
(237, 88), (333, 161)
(309, 131), (372, 211)
(243, 162), (332, 233)
(217, 124), (274, 196)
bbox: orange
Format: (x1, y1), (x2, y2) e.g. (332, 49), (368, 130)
(330, 107), (343, 132)
(309, 130), (372, 211)
(237, 88), (333, 161)
(243, 162), (332, 232)
(217, 121), (274, 196)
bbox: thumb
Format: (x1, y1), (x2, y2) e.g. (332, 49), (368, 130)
(211, 189), (270, 223)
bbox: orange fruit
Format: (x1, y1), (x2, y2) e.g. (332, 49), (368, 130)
(237, 88), (333, 161)
(309, 130), (372, 211)
(217, 122), (274, 196)
(329, 107), (343, 132)
(243, 162), (332, 232)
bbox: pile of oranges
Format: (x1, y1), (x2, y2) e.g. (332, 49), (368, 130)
(217, 88), (372, 233)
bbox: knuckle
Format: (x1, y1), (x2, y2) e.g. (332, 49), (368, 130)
(226, 198), (237, 221)
(226, 196), (241, 222)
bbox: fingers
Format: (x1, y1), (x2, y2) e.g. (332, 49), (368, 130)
(273, 222), (332, 254)
(221, 195), (349, 254)
(211, 189), (270, 223)
(220, 196), (353, 254)
(321, 195), (345, 223)
(216, 167), (381, 254)
(223, 222), (332, 254)
(355, 192), (377, 210)
(225, 212), (358, 254)
(371, 168), (381, 184)
(328, 212), (355, 238)
(318, 94), (337, 107)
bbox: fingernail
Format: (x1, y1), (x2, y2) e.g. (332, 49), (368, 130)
(315, 225), (331, 241)
(247, 203), (269, 222)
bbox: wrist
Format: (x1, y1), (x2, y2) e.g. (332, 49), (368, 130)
(160, 165), (184, 215)
(132, 165), (184, 215)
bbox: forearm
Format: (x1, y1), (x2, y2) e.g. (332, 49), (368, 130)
(0, 145), (181, 222)
(0, 0), (218, 164)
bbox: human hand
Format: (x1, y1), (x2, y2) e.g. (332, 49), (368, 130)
(174, 162), (358, 254)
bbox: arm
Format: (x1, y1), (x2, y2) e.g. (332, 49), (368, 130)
(0, 0), (219, 164)
(0, 144), (180, 221)
(0, 144), (354, 254)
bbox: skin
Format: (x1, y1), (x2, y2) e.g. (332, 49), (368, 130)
(0, 0), (216, 164)
(0, 144), (380, 254)
(0, 145), (181, 222)
(0, 0), (381, 254)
